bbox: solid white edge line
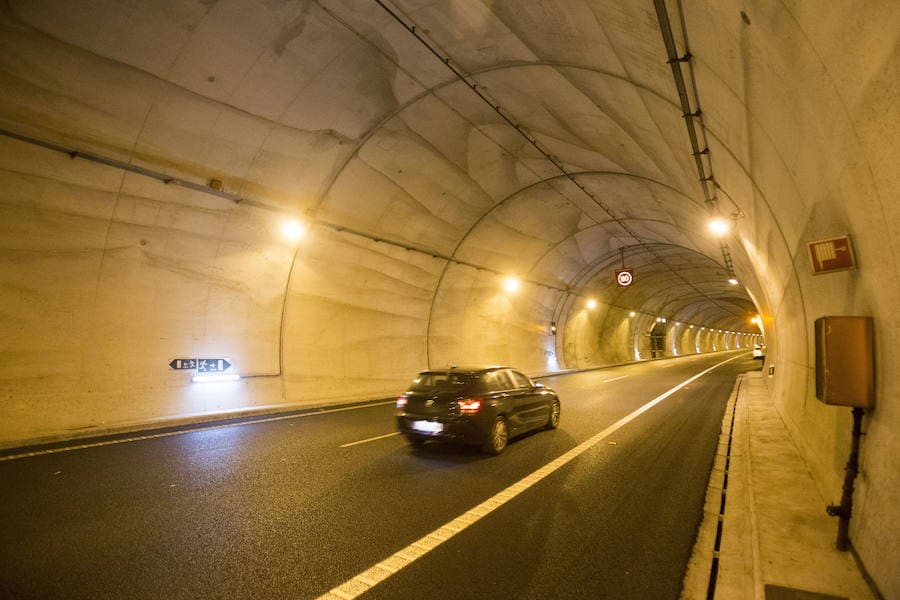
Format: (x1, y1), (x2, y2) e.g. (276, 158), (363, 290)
(316, 353), (744, 600)
(339, 432), (402, 448)
(602, 375), (628, 383)
(0, 400), (398, 461)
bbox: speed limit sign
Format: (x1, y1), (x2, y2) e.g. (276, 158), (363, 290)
(616, 269), (634, 286)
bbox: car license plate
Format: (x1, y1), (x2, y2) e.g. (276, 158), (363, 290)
(411, 420), (443, 434)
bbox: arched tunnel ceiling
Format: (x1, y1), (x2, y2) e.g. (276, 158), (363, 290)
(5, 5), (900, 593)
(1, 0), (756, 332)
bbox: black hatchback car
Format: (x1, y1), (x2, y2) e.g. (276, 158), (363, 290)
(395, 366), (561, 454)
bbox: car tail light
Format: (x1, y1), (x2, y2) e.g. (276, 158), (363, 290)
(396, 396), (408, 409)
(458, 398), (482, 412)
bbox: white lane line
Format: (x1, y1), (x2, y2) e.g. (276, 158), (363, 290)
(602, 375), (628, 383)
(339, 432), (402, 448)
(0, 400), (397, 461)
(316, 353), (742, 600)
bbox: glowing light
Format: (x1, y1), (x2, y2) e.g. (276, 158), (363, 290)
(503, 276), (521, 293)
(728, 277), (739, 285)
(282, 220), (305, 242)
(458, 398), (482, 412)
(708, 217), (731, 237)
(629, 311), (636, 317)
(586, 298), (598, 310)
(192, 374), (240, 383)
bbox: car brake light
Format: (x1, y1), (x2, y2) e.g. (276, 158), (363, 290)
(396, 396), (408, 408)
(458, 398), (482, 412)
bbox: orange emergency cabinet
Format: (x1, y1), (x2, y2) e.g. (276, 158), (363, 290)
(814, 316), (875, 408)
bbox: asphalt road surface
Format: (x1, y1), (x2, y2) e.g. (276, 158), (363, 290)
(0, 352), (759, 599)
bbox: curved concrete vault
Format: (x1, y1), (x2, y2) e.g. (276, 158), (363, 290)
(0, 1), (898, 594)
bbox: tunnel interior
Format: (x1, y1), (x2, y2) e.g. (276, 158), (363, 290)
(0, 1), (897, 595)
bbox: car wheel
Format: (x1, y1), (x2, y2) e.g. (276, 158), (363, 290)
(483, 416), (508, 455)
(545, 400), (561, 430)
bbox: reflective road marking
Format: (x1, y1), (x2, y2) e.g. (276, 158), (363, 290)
(316, 354), (742, 600)
(602, 375), (628, 383)
(0, 400), (397, 461)
(339, 432), (402, 448)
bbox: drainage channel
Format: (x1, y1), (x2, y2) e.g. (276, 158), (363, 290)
(706, 375), (743, 599)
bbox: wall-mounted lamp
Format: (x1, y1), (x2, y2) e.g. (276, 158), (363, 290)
(282, 220), (306, 242)
(586, 298), (598, 310)
(629, 311), (636, 317)
(503, 275), (521, 294)
(708, 216), (732, 237)
(728, 277), (739, 285)
(192, 374), (241, 383)
(550, 321), (557, 335)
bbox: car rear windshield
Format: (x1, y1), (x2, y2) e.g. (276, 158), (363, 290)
(408, 372), (475, 392)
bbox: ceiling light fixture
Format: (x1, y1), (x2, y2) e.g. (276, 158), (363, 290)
(503, 276), (521, 294)
(282, 220), (306, 242)
(708, 217), (731, 237)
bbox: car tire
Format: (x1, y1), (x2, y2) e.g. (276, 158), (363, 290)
(483, 416), (508, 455)
(545, 399), (561, 430)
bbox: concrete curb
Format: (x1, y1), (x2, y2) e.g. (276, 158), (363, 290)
(681, 372), (880, 599)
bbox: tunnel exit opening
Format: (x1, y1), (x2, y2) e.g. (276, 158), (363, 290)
(648, 320), (667, 359)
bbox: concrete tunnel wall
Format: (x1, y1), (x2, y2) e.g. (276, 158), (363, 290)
(683, 4), (900, 595)
(0, 1), (897, 595)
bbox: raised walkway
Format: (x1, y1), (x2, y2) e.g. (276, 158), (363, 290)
(682, 371), (879, 600)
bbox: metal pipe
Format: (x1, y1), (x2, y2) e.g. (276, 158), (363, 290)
(827, 407), (865, 551)
(652, 0), (737, 278)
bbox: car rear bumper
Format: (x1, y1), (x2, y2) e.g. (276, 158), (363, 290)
(396, 414), (488, 444)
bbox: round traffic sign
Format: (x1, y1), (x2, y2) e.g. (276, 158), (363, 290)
(616, 269), (634, 286)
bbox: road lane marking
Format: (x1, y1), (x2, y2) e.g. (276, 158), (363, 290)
(602, 375), (628, 383)
(339, 432), (402, 448)
(316, 353), (743, 600)
(0, 400), (397, 461)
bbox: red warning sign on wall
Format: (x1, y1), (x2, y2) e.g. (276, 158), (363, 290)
(807, 235), (857, 275)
